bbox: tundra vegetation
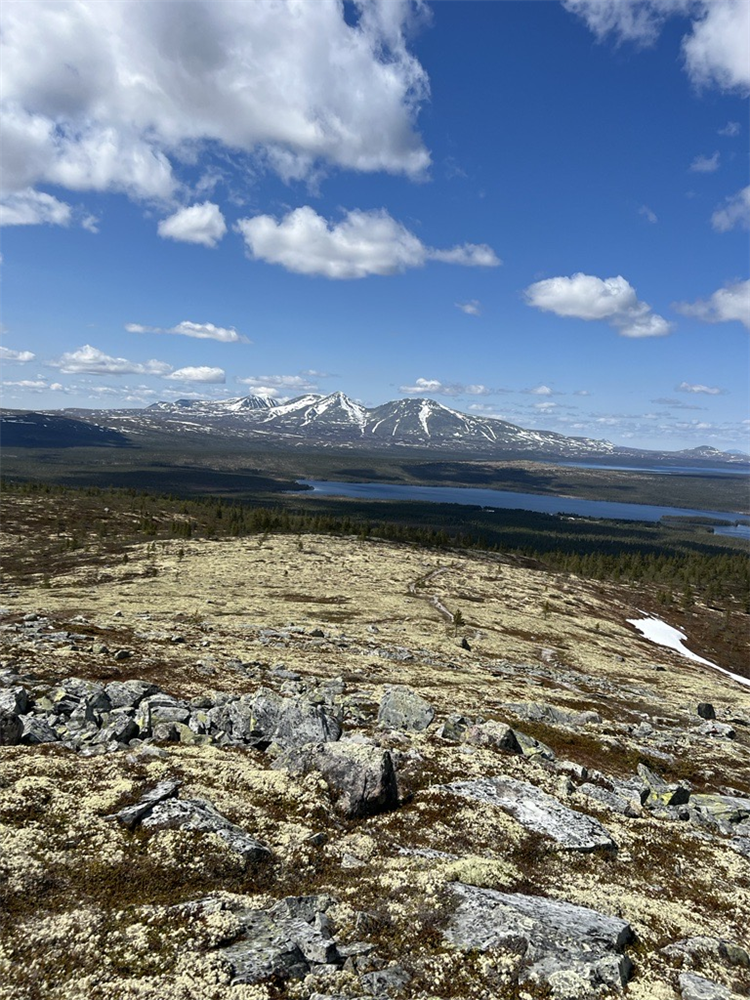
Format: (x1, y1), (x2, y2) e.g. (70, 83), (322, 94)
(0, 480), (748, 1000)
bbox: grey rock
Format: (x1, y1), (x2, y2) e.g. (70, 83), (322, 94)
(439, 776), (616, 852)
(0, 686), (29, 715)
(435, 713), (471, 741)
(679, 972), (742, 999)
(514, 729), (556, 761)
(141, 798), (271, 861)
(663, 937), (750, 969)
(377, 685), (434, 732)
(637, 763), (690, 808)
(445, 883), (633, 996)
(579, 783), (643, 818)
(359, 964), (411, 995)
(19, 714), (60, 744)
(464, 721), (523, 754)
(688, 793), (750, 831)
(694, 721), (736, 740)
(0, 709), (23, 745)
(277, 739), (399, 818)
(219, 895), (339, 985)
(106, 779), (181, 829)
(502, 701), (602, 727)
(250, 687), (342, 750)
(92, 715), (139, 745)
(376, 646), (413, 662)
(105, 679), (159, 709)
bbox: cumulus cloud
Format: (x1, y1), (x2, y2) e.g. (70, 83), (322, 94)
(563, 0), (750, 92)
(718, 120), (740, 136)
(237, 374), (319, 394)
(50, 344), (172, 376)
(455, 300), (482, 316)
(525, 384), (554, 396)
(524, 272), (673, 338)
(638, 204), (658, 223)
(236, 206), (500, 279)
(126, 320), (248, 343)
(399, 377), (490, 397)
(157, 202), (227, 247)
(690, 151), (720, 172)
(674, 278), (750, 330)
(0, 188), (71, 226)
(0, 345), (35, 362)
(0, 0), (431, 220)
(165, 366), (226, 383)
(677, 381), (724, 394)
(711, 185), (750, 231)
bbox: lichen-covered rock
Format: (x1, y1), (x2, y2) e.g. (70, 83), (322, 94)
(377, 685), (434, 731)
(0, 709), (22, 745)
(250, 687), (343, 749)
(277, 739), (399, 818)
(105, 679), (159, 709)
(19, 713), (60, 743)
(0, 686), (29, 716)
(501, 701), (602, 727)
(445, 882), (634, 997)
(464, 720), (522, 754)
(438, 776), (617, 852)
(679, 971), (743, 999)
(141, 797), (271, 861)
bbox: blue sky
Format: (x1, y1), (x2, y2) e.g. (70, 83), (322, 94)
(1, 0), (748, 452)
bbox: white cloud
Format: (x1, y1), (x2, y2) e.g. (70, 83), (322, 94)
(0, 188), (71, 226)
(455, 300), (482, 316)
(2, 379), (48, 390)
(563, 1), (750, 92)
(524, 272), (673, 337)
(683, 0), (750, 92)
(157, 202), (227, 248)
(674, 278), (750, 330)
(399, 377), (490, 397)
(526, 384), (554, 396)
(677, 381), (724, 394)
(534, 401), (557, 411)
(50, 344), (172, 376)
(236, 206), (500, 279)
(165, 366), (226, 383)
(0, 345), (35, 362)
(81, 213), (99, 233)
(237, 374), (319, 394)
(690, 151), (720, 172)
(718, 120), (740, 136)
(638, 204), (658, 223)
(711, 185), (750, 231)
(0, 0), (431, 219)
(126, 320), (248, 343)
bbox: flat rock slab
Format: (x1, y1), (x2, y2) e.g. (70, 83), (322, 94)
(439, 776), (616, 852)
(680, 972), (743, 1000)
(141, 798), (271, 861)
(446, 882), (633, 997)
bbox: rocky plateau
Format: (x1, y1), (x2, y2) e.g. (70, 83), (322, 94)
(0, 527), (748, 1000)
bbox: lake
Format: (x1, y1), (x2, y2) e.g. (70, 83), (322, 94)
(296, 480), (750, 538)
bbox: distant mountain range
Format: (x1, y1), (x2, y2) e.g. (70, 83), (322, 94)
(2, 391), (748, 465)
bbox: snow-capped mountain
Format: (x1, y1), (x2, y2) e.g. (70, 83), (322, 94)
(148, 395), (278, 414)
(16, 390), (746, 464)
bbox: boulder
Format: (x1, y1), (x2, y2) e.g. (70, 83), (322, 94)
(218, 895), (340, 985)
(106, 779), (181, 829)
(0, 709), (23, 745)
(502, 701), (602, 727)
(250, 688), (342, 750)
(105, 680), (159, 709)
(697, 703), (716, 720)
(445, 882), (634, 996)
(438, 776), (616, 852)
(141, 798), (271, 862)
(679, 972), (742, 999)
(378, 685), (435, 732)
(277, 739), (399, 818)
(637, 764), (690, 808)
(19, 714), (60, 744)
(0, 686), (29, 715)
(464, 721), (523, 754)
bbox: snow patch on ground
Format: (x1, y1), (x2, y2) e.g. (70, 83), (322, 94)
(627, 614), (750, 688)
